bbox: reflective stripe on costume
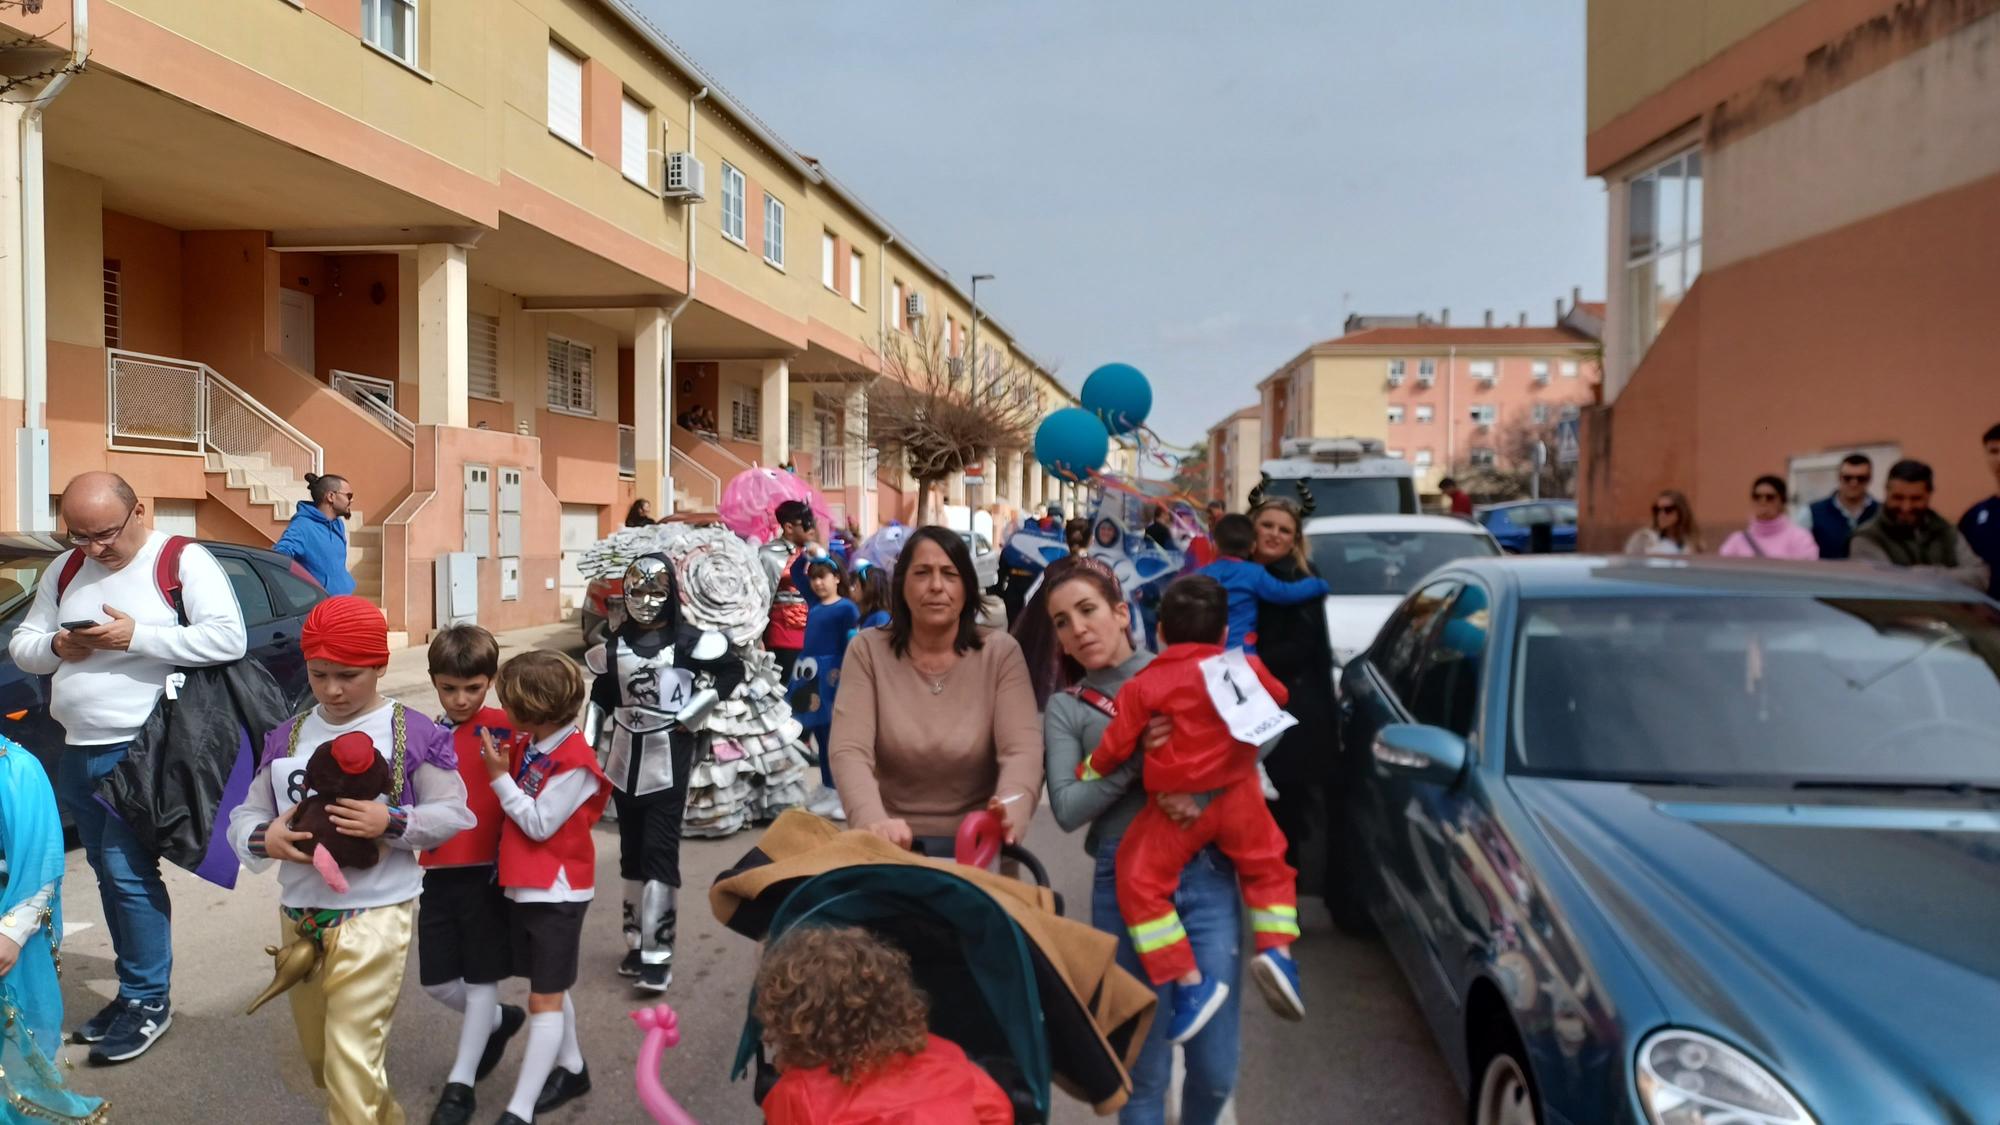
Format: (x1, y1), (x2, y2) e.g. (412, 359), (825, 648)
(1129, 911), (1188, 955)
(1251, 904), (1300, 937)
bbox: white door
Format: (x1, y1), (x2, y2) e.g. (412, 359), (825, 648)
(151, 500), (198, 537)
(558, 504), (601, 611)
(278, 288), (316, 373)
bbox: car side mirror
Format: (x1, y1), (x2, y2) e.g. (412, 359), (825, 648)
(1371, 723), (1468, 786)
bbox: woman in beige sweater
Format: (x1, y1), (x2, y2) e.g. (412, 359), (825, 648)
(828, 526), (1044, 849)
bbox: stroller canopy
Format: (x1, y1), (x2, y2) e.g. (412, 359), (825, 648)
(711, 812), (1156, 1119)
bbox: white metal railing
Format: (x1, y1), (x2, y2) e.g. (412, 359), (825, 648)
(813, 446), (847, 489)
(330, 370), (415, 444)
(618, 424), (637, 478)
(108, 349), (323, 478)
(670, 446), (720, 510)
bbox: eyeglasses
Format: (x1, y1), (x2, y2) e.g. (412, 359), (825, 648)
(1839, 474), (1870, 485)
(63, 506), (136, 548)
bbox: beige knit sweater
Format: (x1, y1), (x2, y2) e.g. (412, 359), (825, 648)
(827, 627), (1045, 838)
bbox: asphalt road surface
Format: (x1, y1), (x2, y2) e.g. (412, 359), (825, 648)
(52, 661), (1461, 1123)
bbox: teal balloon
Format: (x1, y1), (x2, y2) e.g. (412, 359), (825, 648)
(1035, 408), (1110, 483)
(1081, 363), (1152, 436)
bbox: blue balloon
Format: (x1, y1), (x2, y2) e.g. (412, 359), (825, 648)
(1035, 408), (1110, 483)
(1081, 362), (1152, 436)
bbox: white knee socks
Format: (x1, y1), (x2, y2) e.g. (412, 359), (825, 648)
(425, 979), (467, 1012)
(557, 993), (584, 1073)
(446, 982), (501, 1087)
(507, 1009), (564, 1121)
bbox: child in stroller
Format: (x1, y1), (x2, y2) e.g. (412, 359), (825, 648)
(754, 925), (1014, 1123)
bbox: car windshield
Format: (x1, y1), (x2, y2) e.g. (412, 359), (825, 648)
(1308, 531), (1498, 596)
(1512, 596), (2000, 787)
(1261, 475), (1416, 516)
(0, 551), (53, 621)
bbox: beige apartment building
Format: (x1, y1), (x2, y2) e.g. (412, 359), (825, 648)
(0, 0), (1078, 641)
(1204, 405), (1260, 511)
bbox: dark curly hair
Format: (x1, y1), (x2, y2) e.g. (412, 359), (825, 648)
(754, 926), (930, 1082)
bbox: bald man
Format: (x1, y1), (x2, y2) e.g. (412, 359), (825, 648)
(7, 472), (246, 1063)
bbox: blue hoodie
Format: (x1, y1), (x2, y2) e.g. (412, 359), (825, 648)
(273, 502), (355, 595)
(1197, 557), (1329, 651)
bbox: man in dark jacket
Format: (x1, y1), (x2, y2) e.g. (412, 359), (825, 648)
(273, 472), (356, 595)
(1849, 459), (1989, 591)
(1807, 453), (1880, 559)
(1958, 422), (2000, 600)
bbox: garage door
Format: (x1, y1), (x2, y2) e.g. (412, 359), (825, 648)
(557, 504), (601, 611)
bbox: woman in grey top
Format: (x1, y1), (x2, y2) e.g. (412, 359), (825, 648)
(1015, 555), (1242, 1125)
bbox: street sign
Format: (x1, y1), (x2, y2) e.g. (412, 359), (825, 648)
(1555, 418), (1580, 466)
(963, 461), (985, 484)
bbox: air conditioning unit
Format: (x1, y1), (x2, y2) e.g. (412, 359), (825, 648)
(664, 152), (705, 199)
(1417, 375), (1435, 388)
(1534, 371), (1551, 385)
(906, 292), (926, 321)
(1386, 372), (1404, 387)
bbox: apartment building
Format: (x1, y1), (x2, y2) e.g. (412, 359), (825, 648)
(1254, 300), (1600, 493)
(0, 0), (1076, 641)
(1205, 405), (1261, 511)
(1581, 0), (1999, 548)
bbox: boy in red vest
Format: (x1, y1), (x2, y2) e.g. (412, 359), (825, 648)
(420, 624), (526, 1125)
(1079, 575), (1305, 1045)
(478, 651), (610, 1125)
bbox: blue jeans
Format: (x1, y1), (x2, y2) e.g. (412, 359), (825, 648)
(1092, 838), (1241, 1125)
(57, 744), (173, 1003)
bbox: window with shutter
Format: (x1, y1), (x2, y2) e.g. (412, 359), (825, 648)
(821, 232), (836, 289)
(620, 95), (650, 186)
(103, 261), (121, 350)
(720, 163), (746, 243)
(547, 42), (583, 146)
(848, 250), (863, 306)
(730, 385), (761, 442)
(545, 334), (594, 416)
(763, 195), (784, 267)
(468, 313), (500, 401)
(363, 0), (418, 65)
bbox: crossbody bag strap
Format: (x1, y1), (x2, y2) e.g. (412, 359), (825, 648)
(1067, 683), (1118, 718)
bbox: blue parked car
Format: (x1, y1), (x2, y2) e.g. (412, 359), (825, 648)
(1475, 500), (1578, 553)
(1330, 555), (2000, 1125)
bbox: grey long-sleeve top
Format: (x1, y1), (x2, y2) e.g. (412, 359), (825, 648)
(1043, 651), (1154, 858)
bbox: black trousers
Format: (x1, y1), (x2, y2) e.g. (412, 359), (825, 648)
(614, 737), (695, 887)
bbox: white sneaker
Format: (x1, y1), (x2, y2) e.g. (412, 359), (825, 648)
(1257, 763), (1279, 801)
(806, 787), (845, 821)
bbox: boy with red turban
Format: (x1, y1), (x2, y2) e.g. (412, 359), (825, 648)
(228, 595), (475, 1124)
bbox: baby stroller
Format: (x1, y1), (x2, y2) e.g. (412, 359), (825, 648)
(711, 810), (1158, 1123)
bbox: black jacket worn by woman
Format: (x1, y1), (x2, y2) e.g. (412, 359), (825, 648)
(1255, 554), (1336, 793)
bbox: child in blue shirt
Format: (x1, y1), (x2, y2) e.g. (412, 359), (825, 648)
(849, 558), (893, 632)
(789, 558), (859, 786)
(1197, 514), (1328, 651)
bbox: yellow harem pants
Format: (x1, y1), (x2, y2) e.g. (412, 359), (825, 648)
(281, 901), (414, 1125)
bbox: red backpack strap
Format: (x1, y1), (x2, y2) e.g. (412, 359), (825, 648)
(55, 549), (86, 601)
(1066, 683), (1118, 719)
(154, 535), (192, 625)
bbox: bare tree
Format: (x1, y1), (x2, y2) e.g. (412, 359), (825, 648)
(1453, 414), (1577, 502)
(1170, 439), (1210, 497)
(862, 318), (1044, 524)
(0, 10), (87, 98)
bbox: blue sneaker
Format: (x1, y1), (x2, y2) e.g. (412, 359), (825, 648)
(1251, 949), (1306, 1021)
(1165, 977), (1230, 1044)
(88, 998), (172, 1064)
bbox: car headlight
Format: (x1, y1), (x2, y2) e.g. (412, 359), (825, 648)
(1637, 1030), (1814, 1125)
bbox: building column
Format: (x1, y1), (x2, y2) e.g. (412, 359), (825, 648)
(999, 448), (1023, 512)
(844, 381), (873, 532)
(415, 243), (468, 427)
(758, 357), (788, 468)
(634, 307), (670, 511)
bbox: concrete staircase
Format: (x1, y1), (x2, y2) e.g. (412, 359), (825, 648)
(205, 451), (310, 524)
(347, 526), (407, 649)
(203, 451), (396, 637)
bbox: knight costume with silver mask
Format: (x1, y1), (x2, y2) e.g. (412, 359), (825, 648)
(758, 499), (817, 681)
(584, 552), (728, 993)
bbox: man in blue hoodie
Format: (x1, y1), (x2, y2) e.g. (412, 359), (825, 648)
(274, 472), (356, 595)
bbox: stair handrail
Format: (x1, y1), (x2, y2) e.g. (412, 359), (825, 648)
(669, 445), (720, 512)
(203, 367), (325, 477)
(676, 422), (752, 474)
(330, 370), (416, 445)
(106, 348), (324, 478)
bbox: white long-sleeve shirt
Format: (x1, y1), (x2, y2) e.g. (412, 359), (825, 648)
(490, 726), (597, 904)
(226, 701), (474, 910)
(8, 530), (248, 745)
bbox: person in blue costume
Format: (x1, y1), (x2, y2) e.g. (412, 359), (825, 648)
(0, 735), (108, 1124)
(790, 558), (859, 821)
(849, 558), (893, 633)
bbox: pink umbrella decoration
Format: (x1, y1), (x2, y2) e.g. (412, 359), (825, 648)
(717, 467), (834, 542)
(631, 1004), (700, 1125)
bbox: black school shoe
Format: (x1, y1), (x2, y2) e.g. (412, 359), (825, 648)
(428, 1082), (476, 1125)
(493, 1115), (529, 1125)
(534, 1064), (590, 1114)
(617, 949), (642, 978)
(476, 1005), (526, 1081)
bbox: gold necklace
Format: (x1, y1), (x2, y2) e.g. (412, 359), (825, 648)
(911, 649), (957, 695)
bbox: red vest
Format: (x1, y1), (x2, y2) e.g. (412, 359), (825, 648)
(421, 708), (514, 869)
(497, 730), (610, 892)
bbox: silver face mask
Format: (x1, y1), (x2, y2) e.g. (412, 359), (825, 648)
(623, 556), (676, 628)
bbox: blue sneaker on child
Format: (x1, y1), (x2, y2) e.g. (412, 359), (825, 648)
(1165, 977), (1231, 1044)
(1251, 949), (1305, 1021)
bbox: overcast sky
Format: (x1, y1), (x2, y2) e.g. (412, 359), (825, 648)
(636, 0), (1606, 446)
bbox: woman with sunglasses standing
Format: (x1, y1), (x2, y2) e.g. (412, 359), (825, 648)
(1624, 490), (1703, 555)
(1719, 476), (1819, 559)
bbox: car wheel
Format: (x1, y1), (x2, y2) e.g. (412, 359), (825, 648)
(1470, 1025), (1540, 1125)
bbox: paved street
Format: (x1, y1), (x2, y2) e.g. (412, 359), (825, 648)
(51, 625), (1460, 1123)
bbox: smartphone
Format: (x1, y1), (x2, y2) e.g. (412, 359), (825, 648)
(61, 619), (99, 631)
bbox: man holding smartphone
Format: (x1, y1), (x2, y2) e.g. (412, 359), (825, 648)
(6, 471), (246, 1064)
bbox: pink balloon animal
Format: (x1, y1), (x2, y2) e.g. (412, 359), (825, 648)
(630, 1004), (701, 1125)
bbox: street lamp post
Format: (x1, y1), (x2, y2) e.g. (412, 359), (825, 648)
(968, 273), (994, 396)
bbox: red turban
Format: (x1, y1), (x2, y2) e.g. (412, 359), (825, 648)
(302, 595), (391, 668)
(329, 731), (379, 775)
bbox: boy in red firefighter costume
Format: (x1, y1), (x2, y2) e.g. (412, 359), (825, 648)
(479, 652), (611, 1125)
(1079, 575), (1306, 1044)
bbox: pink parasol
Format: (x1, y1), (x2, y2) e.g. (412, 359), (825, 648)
(717, 467), (834, 542)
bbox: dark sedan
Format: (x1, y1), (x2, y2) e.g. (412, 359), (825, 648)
(1330, 555), (2000, 1125)
(1, 535), (325, 788)
(1476, 500), (1578, 554)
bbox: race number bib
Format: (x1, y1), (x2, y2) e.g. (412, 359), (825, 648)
(1199, 649), (1297, 746)
(657, 667), (695, 714)
(271, 754), (315, 809)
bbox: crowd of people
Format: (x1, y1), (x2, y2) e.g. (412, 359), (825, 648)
(1623, 424), (1999, 597)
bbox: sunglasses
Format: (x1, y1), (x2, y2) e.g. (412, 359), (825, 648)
(1652, 504), (1678, 515)
(1751, 492), (1782, 502)
(1839, 474), (1870, 484)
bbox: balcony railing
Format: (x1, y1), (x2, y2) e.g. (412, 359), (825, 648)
(330, 370), (414, 444)
(618, 424), (636, 478)
(814, 446), (846, 489)
(107, 348), (323, 479)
